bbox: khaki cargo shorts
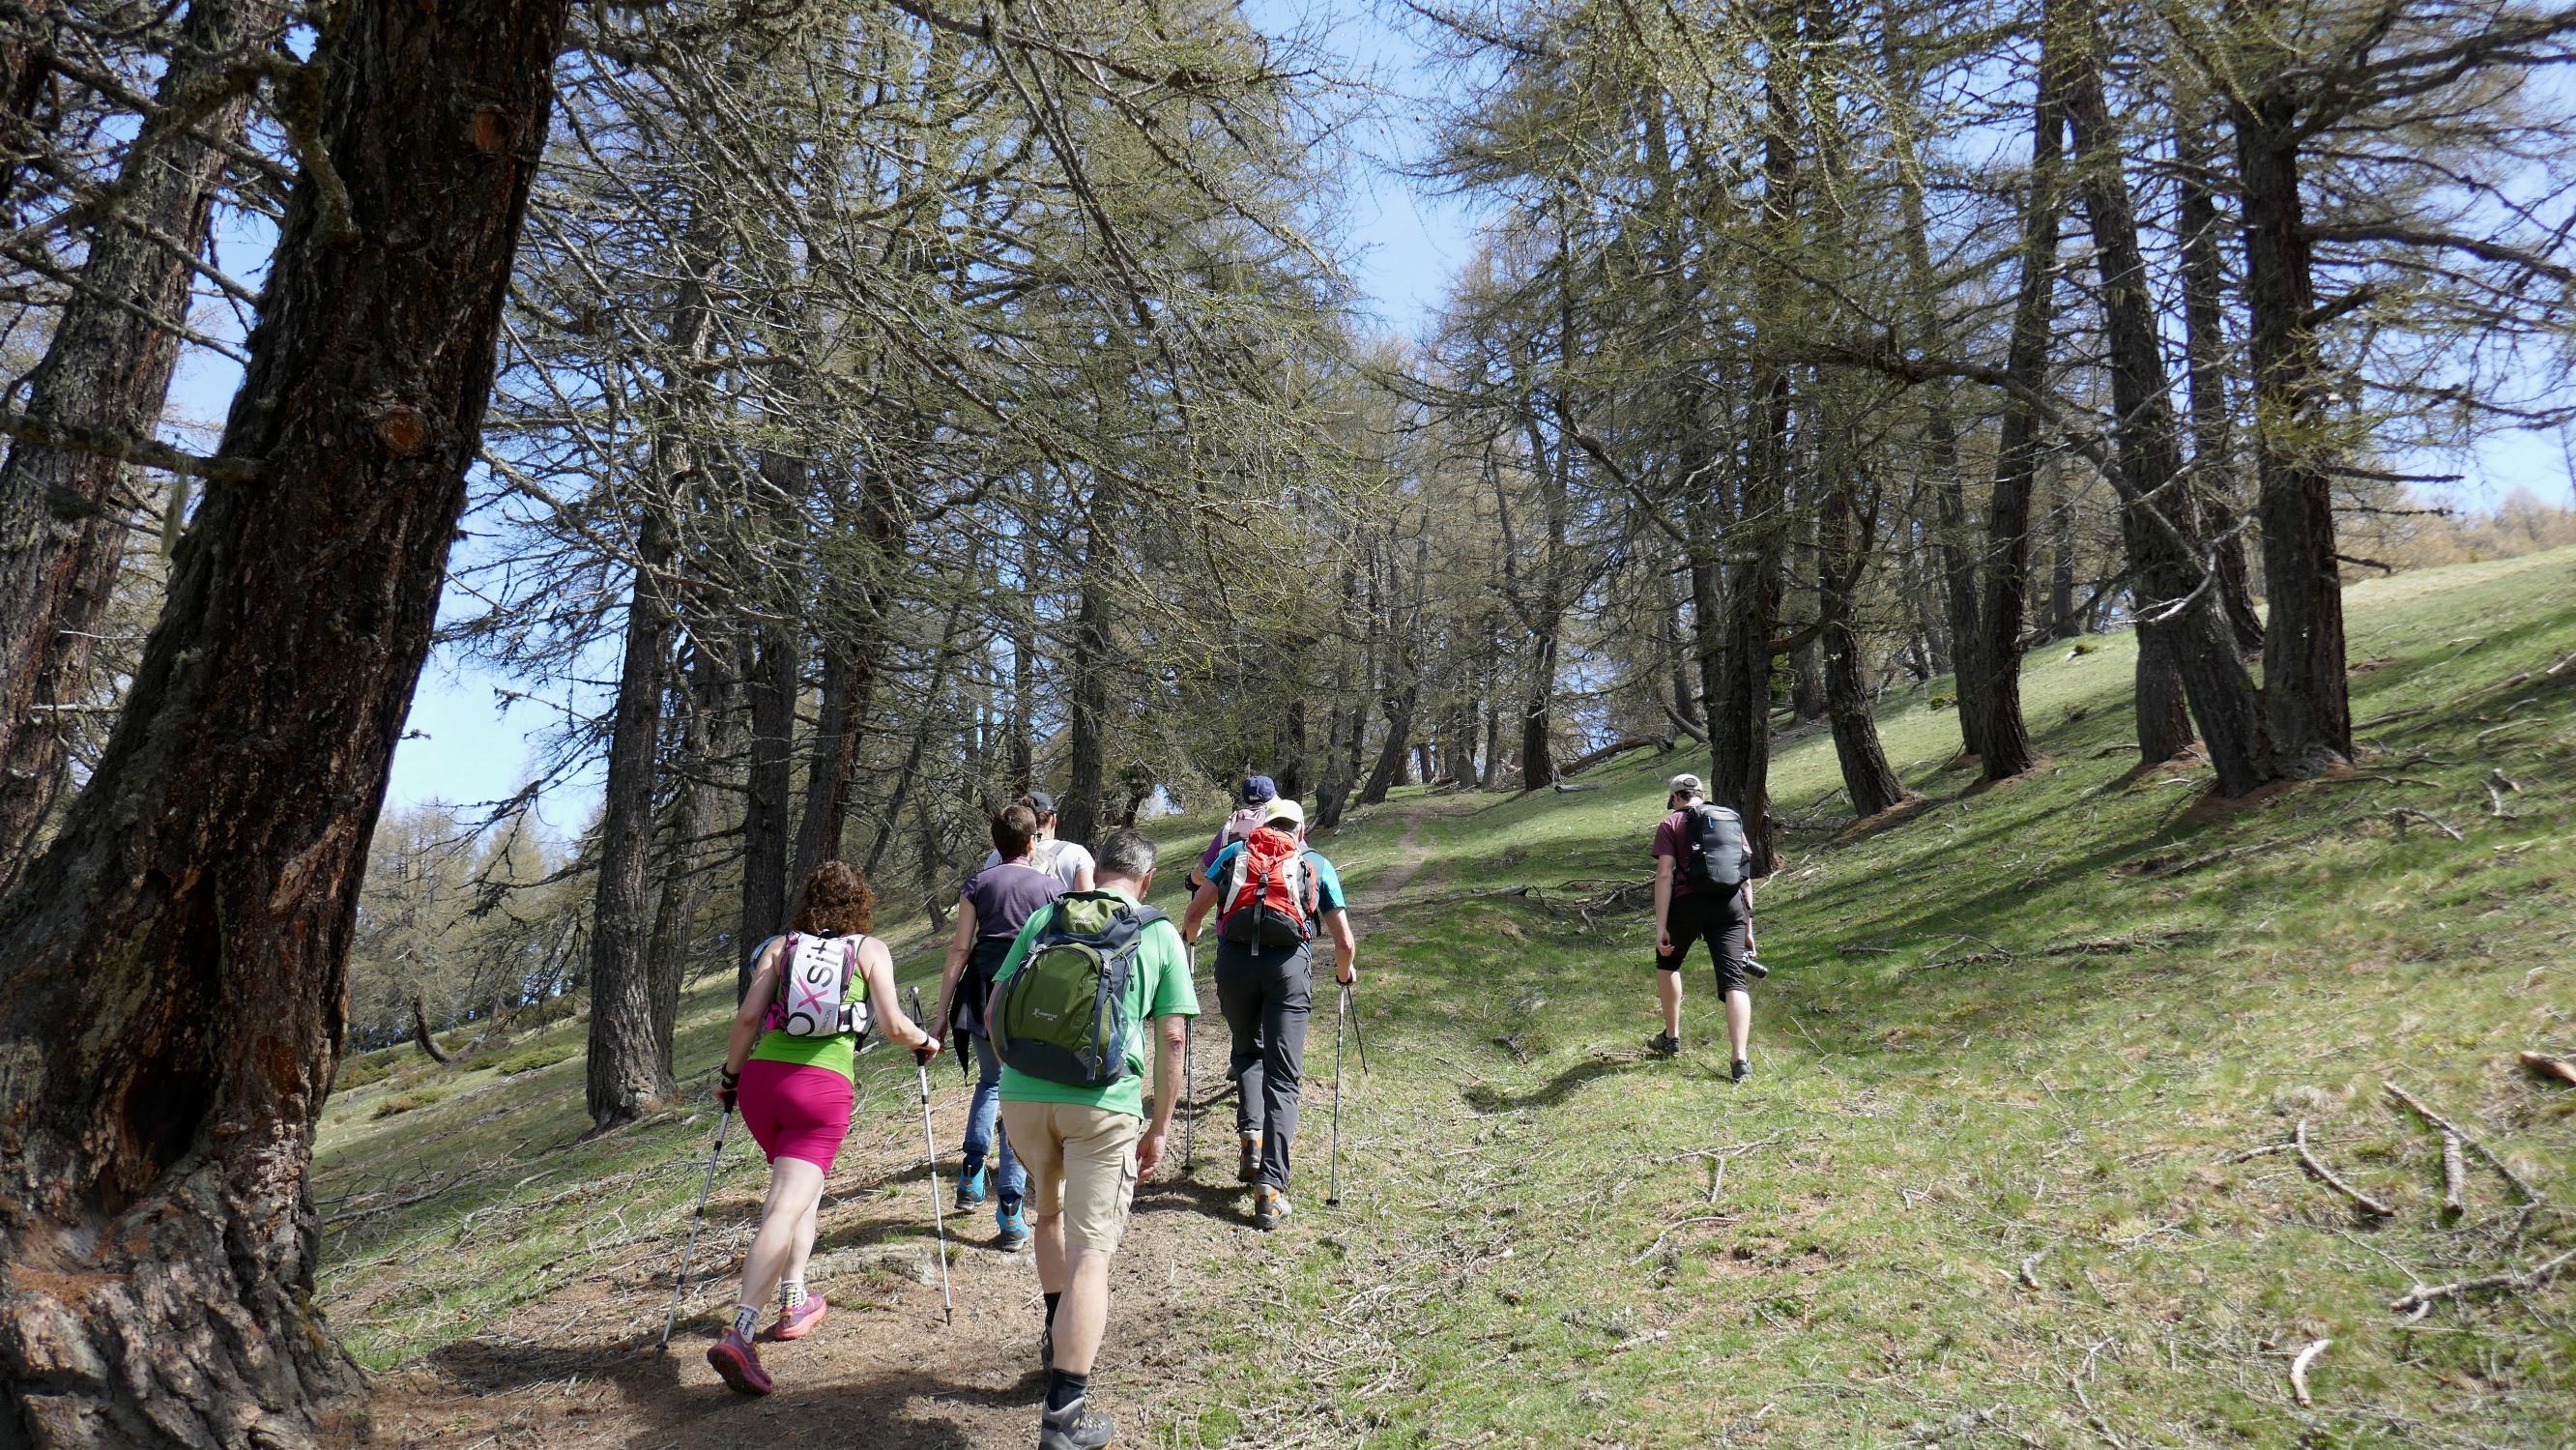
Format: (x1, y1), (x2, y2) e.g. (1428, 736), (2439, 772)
(998, 1100), (1143, 1253)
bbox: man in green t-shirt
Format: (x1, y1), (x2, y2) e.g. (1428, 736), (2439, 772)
(995, 827), (1199, 1450)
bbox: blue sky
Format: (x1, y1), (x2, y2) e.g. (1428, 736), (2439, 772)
(156, 1), (2570, 825)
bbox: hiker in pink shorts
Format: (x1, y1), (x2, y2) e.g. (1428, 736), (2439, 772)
(705, 860), (939, 1395)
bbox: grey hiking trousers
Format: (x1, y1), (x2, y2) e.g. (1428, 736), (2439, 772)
(1214, 938), (1313, 1190)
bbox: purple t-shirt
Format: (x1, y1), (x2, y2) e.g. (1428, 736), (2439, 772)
(964, 860), (1063, 941)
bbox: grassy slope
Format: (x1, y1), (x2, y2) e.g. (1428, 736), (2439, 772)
(317, 550), (2576, 1448)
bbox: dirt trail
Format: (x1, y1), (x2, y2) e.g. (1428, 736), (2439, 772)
(358, 800), (1463, 1449)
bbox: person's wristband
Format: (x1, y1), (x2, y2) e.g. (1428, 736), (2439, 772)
(718, 1065), (741, 1089)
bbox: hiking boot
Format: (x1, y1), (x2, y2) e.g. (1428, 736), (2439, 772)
(1646, 1031), (1681, 1058)
(996, 1198), (1033, 1252)
(765, 1292), (826, 1342)
(958, 1161), (991, 1209)
(707, 1328), (773, 1396)
(1037, 1397), (1115, 1450)
(1236, 1134), (1261, 1184)
(1251, 1185), (1291, 1231)
(1731, 1058), (1752, 1084)
(1743, 953), (1770, 980)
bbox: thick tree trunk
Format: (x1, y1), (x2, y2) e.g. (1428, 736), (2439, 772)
(2176, 117), (2268, 656)
(1971, 10), (2069, 783)
(2065, 25), (2274, 796)
(1790, 640), (1828, 723)
(2133, 624), (2195, 762)
(0, 3), (565, 1442)
(1057, 553), (1111, 849)
(2045, 468), (2080, 641)
(411, 992), (454, 1065)
(585, 519), (673, 1132)
(1819, 480), (1907, 818)
(0, 0), (279, 891)
(1894, 102), (1984, 754)
(1357, 682), (1418, 806)
(1517, 629), (1559, 789)
(791, 633), (876, 888)
(737, 619), (796, 998)
(648, 634), (737, 1060)
(0, 4), (64, 226)
(2234, 101), (2351, 773)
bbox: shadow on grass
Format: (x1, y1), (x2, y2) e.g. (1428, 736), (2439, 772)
(1462, 1051), (1653, 1113)
(422, 1335), (1021, 1449)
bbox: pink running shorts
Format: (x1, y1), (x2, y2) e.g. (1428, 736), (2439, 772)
(737, 1058), (854, 1173)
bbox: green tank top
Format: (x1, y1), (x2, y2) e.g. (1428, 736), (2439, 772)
(745, 934), (866, 1082)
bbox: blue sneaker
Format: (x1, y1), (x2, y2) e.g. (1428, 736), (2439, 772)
(996, 1197), (1032, 1252)
(957, 1162), (990, 1209)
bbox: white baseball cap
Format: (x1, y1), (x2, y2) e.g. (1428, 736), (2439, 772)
(1668, 773), (1704, 797)
(1263, 798), (1307, 829)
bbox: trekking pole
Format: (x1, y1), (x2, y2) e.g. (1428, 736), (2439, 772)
(657, 1107), (732, 1350)
(1181, 936), (1198, 1176)
(1346, 978), (1371, 1076)
(1326, 981), (1347, 1206)
(906, 987), (956, 1323)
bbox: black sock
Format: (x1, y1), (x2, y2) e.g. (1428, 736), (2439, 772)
(1044, 1291), (1061, 1326)
(1046, 1369), (1088, 1412)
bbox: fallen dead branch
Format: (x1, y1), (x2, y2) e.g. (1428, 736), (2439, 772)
(2441, 1131), (2467, 1217)
(1634, 1214), (1736, 1263)
(2519, 1051), (2576, 1087)
(2290, 1338), (2330, 1407)
(2384, 1082), (2541, 1203)
(2389, 1247), (2576, 1317)
(2381, 807), (2464, 841)
(2486, 768), (2523, 819)
(2297, 1119), (2395, 1218)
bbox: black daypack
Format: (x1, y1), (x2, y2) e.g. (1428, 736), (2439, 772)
(989, 893), (1167, 1088)
(1681, 802), (1751, 890)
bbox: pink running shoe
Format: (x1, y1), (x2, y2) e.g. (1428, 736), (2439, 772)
(706, 1328), (773, 1396)
(766, 1291), (827, 1342)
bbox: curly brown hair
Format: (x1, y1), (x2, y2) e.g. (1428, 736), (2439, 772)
(791, 859), (876, 937)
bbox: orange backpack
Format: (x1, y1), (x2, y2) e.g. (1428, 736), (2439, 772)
(1216, 826), (1319, 950)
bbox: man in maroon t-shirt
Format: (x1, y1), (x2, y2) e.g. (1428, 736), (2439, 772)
(1649, 772), (1762, 1079)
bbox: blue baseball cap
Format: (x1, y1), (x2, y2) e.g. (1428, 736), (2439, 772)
(1239, 774), (1279, 805)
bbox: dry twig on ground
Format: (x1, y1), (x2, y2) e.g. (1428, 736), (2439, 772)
(2289, 1338), (2330, 1407)
(2384, 1082), (2541, 1203)
(2296, 1119), (2395, 1217)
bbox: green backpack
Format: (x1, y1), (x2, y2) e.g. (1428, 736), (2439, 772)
(989, 892), (1167, 1088)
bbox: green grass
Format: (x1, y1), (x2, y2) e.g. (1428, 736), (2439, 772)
(1165, 548), (2576, 1450)
(315, 549), (2576, 1448)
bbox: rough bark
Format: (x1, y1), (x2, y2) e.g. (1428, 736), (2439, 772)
(647, 633), (736, 1062)
(0, 3), (566, 1442)
(790, 636), (867, 887)
(1972, 9), (2069, 784)
(411, 992), (454, 1065)
(1819, 479), (1907, 818)
(2234, 96), (2351, 772)
(2065, 18), (2274, 795)
(2044, 466), (2080, 641)
(584, 518), (673, 1132)
(0, 0), (280, 891)
(2176, 115), (2268, 655)
(0, 3), (64, 226)
(1357, 681), (1418, 806)
(1056, 544), (1111, 849)
(1790, 640), (1828, 723)
(1892, 45), (1984, 755)
(736, 617), (796, 998)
